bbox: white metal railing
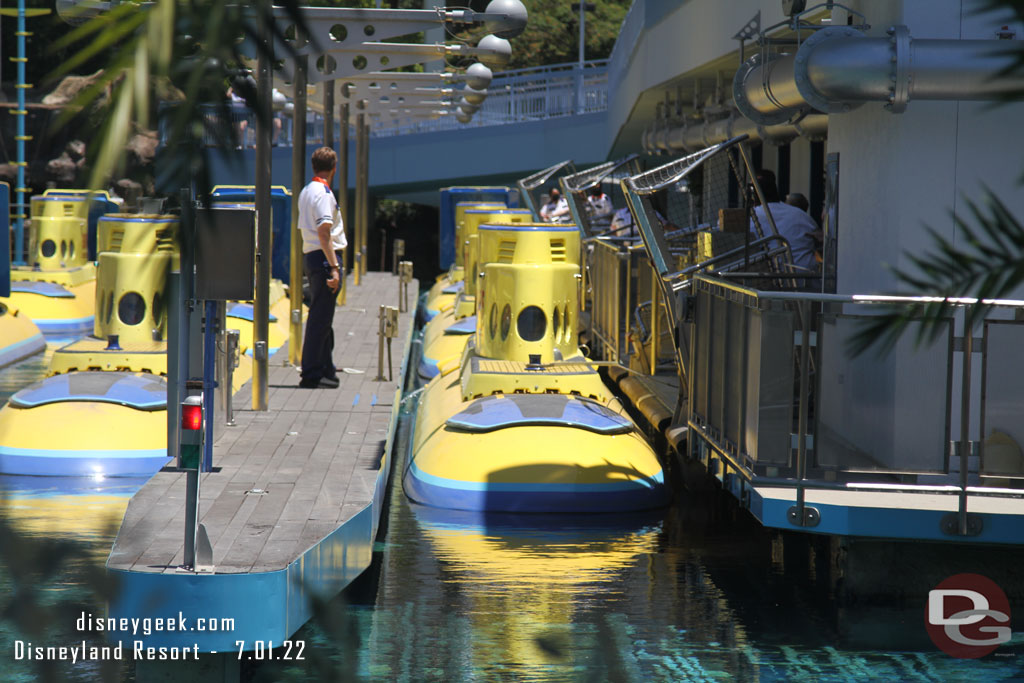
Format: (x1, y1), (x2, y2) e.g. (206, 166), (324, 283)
(166, 59), (610, 147)
(369, 59), (609, 137)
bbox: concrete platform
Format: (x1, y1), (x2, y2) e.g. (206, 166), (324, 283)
(105, 272), (417, 653)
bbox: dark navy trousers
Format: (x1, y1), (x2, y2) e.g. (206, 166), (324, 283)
(300, 250), (343, 383)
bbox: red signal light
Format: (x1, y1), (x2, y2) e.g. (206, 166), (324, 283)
(181, 403), (203, 431)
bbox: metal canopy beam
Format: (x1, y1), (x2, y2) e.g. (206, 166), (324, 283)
(285, 41), (506, 83)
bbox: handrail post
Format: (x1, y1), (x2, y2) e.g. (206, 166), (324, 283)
(959, 314), (973, 535)
(795, 299), (811, 523)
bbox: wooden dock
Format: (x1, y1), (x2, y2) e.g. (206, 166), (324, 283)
(105, 271), (418, 655)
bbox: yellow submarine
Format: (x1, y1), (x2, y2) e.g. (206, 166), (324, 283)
(404, 221), (669, 513)
(0, 212), (290, 477)
(1, 190), (118, 337)
(418, 206), (533, 380)
(422, 200), (510, 321)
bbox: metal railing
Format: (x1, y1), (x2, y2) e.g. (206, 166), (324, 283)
(372, 59), (609, 137)
(689, 274), (1024, 534)
(166, 59), (610, 148)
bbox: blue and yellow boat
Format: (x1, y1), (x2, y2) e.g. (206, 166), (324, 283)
(0, 211), (293, 477)
(0, 214), (180, 476)
(1, 191), (118, 337)
(0, 303), (46, 369)
(405, 222), (668, 513)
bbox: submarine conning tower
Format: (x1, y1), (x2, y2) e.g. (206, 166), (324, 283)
(460, 208), (533, 300)
(474, 222), (581, 365)
(27, 194), (90, 270)
(94, 214), (180, 344)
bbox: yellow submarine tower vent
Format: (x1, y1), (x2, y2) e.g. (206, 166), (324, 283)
(27, 194), (90, 270)
(475, 222), (580, 365)
(94, 214), (180, 344)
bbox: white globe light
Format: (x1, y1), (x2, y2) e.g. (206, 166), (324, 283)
(484, 0), (528, 39)
(476, 35), (512, 70)
(465, 63), (493, 90)
(456, 111), (473, 124)
(462, 86), (488, 105)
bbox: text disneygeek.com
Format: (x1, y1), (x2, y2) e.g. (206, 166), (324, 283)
(11, 611), (238, 662)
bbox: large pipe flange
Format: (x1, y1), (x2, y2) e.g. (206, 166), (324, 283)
(793, 26), (865, 114)
(885, 25), (911, 112)
(733, 52), (800, 126)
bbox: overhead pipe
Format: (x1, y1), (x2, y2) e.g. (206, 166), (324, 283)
(733, 25), (1024, 124)
(642, 111), (827, 154)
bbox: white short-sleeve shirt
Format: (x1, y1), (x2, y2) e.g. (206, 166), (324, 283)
(298, 179), (347, 254)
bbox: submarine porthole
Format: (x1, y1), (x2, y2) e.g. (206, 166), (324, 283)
(41, 239), (56, 258)
(552, 307), (561, 342)
(489, 303), (497, 338)
(118, 292), (146, 326)
(517, 305), (546, 342)
(106, 291), (115, 324)
(68, 241), (75, 260)
(500, 304), (511, 340)
(60, 240), (67, 258)
(152, 291), (164, 326)
(563, 305), (570, 340)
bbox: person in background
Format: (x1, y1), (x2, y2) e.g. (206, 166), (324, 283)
(587, 186), (613, 216)
(785, 191), (824, 263)
(785, 192), (810, 214)
(298, 146), (347, 389)
(751, 169), (819, 275)
(539, 187), (570, 222)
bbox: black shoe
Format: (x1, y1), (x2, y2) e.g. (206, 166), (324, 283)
(320, 375), (340, 388)
(299, 377), (338, 389)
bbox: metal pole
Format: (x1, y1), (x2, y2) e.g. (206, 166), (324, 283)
(324, 80), (334, 150)
(289, 53), (308, 368)
(576, 0), (585, 115)
(13, 0), (27, 264)
(202, 300), (216, 471)
(253, 4), (272, 411)
(354, 112), (366, 284)
(959, 316), (973, 535)
(360, 116), (370, 278)
(795, 300), (811, 523)
(224, 329), (238, 426)
(339, 102), (350, 276)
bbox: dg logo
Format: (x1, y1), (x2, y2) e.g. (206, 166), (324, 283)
(926, 573), (1011, 658)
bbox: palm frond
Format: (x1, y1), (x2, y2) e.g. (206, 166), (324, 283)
(848, 189), (1024, 356)
(51, 0), (307, 195)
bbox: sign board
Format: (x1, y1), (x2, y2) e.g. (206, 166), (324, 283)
(195, 206), (256, 301)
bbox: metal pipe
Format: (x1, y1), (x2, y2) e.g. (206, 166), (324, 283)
(648, 113), (827, 155)
(13, 0), (26, 264)
(734, 26), (1024, 123)
(359, 115), (370, 278)
(253, 9), (272, 411)
(354, 112), (366, 285)
(289, 53), (307, 368)
(959, 316), (973, 535)
(339, 101), (350, 277)
(202, 299), (216, 471)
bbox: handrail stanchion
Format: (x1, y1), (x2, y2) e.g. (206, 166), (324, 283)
(959, 315), (973, 535)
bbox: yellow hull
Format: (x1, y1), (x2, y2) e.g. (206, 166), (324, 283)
(404, 358), (669, 513)
(0, 307), (46, 369)
(3, 268), (96, 337)
(0, 391), (170, 476)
